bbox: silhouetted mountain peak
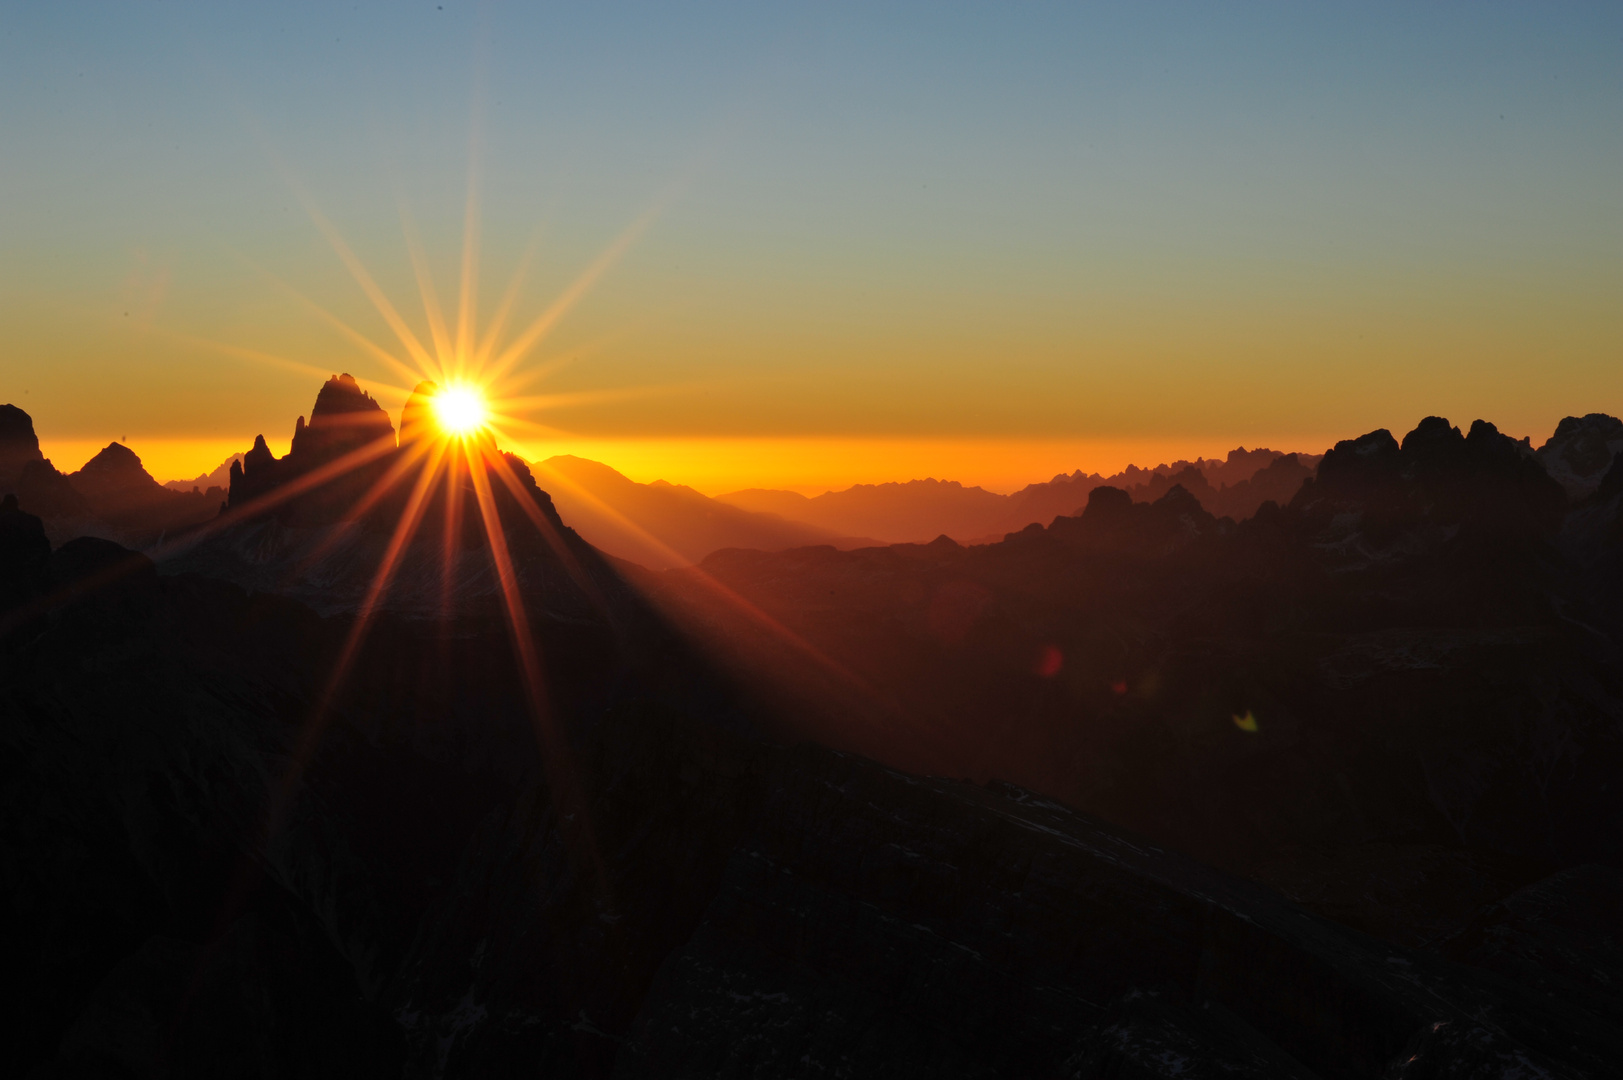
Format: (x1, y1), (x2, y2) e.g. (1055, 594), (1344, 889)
(289, 373), (395, 464)
(1313, 428), (1402, 495)
(1154, 482), (1204, 516)
(1082, 484), (1133, 522)
(244, 433), (276, 473)
(1051, 480), (1216, 552)
(1537, 412), (1623, 500)
(69, 442), (162, 499)
(0, 403), (45, 485)
(1400, 414), (1463, 457)
(1254, 451), (1304, 478)
(0, 406), (92, 528)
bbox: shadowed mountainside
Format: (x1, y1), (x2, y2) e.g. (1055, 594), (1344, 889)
(639, 415), (1623, 949)
(4, 501), (1620, 1077)
(2, 383), (1621, 1077)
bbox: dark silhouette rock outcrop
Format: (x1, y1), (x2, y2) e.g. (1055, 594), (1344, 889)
(290, 373), (395, 462)
(0, 402), (45, 483)
(227, 375), (398, 525)
(69, 442), (167, 509)
(0, 405), (92, 528)
(1537, 412), (1623, 500)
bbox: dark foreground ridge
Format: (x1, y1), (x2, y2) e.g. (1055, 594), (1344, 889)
(2, 388), (1622, 1077)
(5, 545), (1620, 1078)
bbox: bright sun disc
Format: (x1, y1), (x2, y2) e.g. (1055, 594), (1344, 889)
(434, 386), (487, 435)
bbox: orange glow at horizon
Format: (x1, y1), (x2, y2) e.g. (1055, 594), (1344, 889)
(35, 432), (1370, 497)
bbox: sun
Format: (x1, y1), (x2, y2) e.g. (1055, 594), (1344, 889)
(433, 384), (488, 435)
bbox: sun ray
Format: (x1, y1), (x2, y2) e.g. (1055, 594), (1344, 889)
(397, 196), (455, 377)
(484, 206), (663, 385)
(484, 448), (616, 624)
(258, 438), (451, 858)
(493, 384), (701, 413)
(485, 313), (664, 398)
(247, 263), (427, 390)
(521, 457), (897, 717)
(468, 440), (607, 891)
(472, 225), (546, 369)
(144, 325), (357, 386)
(455, 159), (481, 381)
(290, 435), (441, 573)
(281, 175), (441, 376)
(147, 434), (400, 563)
(440, 439), (467, 623)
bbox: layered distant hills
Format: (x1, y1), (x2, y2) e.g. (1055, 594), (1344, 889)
(514, 447), (1327, 565)
(0, 404), (222, 547)
(529, 456), (879, 570)
(717, 446), (1326, 545)
(162, 452), (244, 496)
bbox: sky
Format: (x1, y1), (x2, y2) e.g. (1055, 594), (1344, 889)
(2, 2), (1620, 492)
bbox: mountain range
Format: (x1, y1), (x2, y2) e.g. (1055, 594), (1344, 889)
(2, 381), (1622, 1076)
(716, 446), (1324, 545)
(0, 405), (222, 547)
(162, 452), (243, 496)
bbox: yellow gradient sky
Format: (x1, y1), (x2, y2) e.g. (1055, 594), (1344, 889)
(5, 4), (1621, 491)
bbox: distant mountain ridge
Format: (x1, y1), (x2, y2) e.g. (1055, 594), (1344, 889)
(531, 455), (879, 570)
(719, 446), (1327, 544)
(163, 452), (242, 496)
(0, 406), (218, 546)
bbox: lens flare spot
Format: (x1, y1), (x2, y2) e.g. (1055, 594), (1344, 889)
(1036, 645), (1063, 678)
(434, 385), (488, 435)
(1232, 710), (1259, 733)
(1110, 679), (1128, 695)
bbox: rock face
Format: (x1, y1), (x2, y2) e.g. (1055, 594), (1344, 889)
(290, 372), (396, 464)
(1537, 413), (1623, 500)
(0, 405), (92, 527)
(229, 374), (399, 525)
(0, 402), (45, 484)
